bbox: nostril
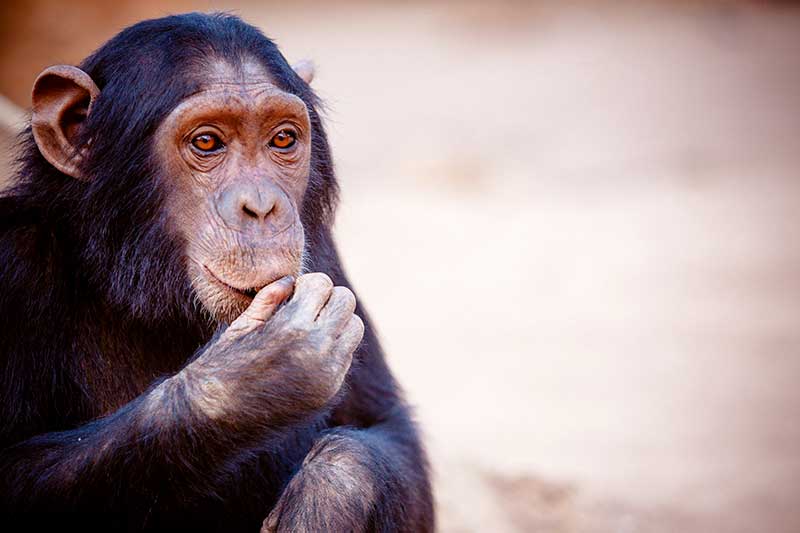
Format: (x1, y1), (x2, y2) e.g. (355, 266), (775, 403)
(242, 204), (260, 220)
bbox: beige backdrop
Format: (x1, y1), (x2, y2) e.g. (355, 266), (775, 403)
(2, 1), (800, 531)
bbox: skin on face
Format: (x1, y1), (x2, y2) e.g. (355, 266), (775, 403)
(155, 59), (312, 323)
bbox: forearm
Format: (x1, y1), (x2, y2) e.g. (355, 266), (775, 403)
(266, 408), (434, 532)
(0, 376), (182, 510)
(1, 373), (248, 511)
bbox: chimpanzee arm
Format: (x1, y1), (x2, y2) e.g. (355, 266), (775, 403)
(263, 322), (435, 533)
(0, 274), (364, 514)
(0, 373), (249, 512)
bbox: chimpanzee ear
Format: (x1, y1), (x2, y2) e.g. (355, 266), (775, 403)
(292, 59), (315, 85)
(31, 65), (100, 180)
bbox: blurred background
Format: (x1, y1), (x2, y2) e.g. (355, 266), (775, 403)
(2, 1), (799, 531)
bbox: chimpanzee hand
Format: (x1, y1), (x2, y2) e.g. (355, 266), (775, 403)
(181, 273), (364, 425)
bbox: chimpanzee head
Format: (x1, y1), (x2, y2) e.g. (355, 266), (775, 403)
(24, 13), (337, 325)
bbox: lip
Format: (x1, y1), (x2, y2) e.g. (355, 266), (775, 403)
(203, 265), (263, 299)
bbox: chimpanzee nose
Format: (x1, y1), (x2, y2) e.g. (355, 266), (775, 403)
(216, 181), (284, 230)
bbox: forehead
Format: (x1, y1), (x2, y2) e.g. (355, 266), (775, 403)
(201, 57), (277, 88)
(163, 58), (306, 126)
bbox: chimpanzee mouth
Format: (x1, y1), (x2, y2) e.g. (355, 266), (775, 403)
(203, 266), (264, 299)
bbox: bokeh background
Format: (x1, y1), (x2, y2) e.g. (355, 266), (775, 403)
(2, 1), (799, 531)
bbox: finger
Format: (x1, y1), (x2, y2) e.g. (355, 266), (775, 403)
(327, 316), (363, 388)
(317, 286), (357, 329)
(333, 314), (365, 362)
(290, 272), (334, 321)
(228, 275), (294, 334)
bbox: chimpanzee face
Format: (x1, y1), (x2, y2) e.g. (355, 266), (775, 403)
(156, 59), (312, 323)
(30, 53), (317, 324)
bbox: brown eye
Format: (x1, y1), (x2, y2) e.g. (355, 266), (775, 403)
(191, 133), (223, 153)
(270, 129), (296, 150)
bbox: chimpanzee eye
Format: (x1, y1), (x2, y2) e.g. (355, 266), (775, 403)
(191, 133), (223, 153)
(269, 129), (296, 150)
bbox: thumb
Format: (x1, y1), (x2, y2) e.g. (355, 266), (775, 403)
(227, 275), (294, 335)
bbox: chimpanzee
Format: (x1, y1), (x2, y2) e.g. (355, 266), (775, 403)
(0, 12), (434, 532)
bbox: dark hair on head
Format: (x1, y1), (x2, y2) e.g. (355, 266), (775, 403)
(9, 12), (337, 325)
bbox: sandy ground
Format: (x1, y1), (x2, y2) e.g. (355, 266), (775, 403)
(2, 1), (800, 531)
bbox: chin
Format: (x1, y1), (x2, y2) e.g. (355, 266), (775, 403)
(188, 258), (304, 325)
(190, 279), (248, 325)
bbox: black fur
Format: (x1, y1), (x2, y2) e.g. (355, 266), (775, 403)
(0, 13), (433, 532)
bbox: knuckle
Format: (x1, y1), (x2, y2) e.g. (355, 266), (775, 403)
(240, 311), (266, 326)
(336, 286), (357, 311)
(338, 342), (356, 363)
(288, 320), (312, 337)
(352, 315), (365, 336)
(303, 272), (333, 290)
(260, 291), (281, 306)
(276, 299), (299, 319)
(308, 330), (330, 352)
(318, 272), (334, 286)
(265, 319), (305, 345)
(224, 321), (248, 337)
(223, 320), (258, 341)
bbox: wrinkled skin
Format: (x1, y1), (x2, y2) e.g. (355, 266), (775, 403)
(156, 59), (312, 324)
(182, 273), (364, 426)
